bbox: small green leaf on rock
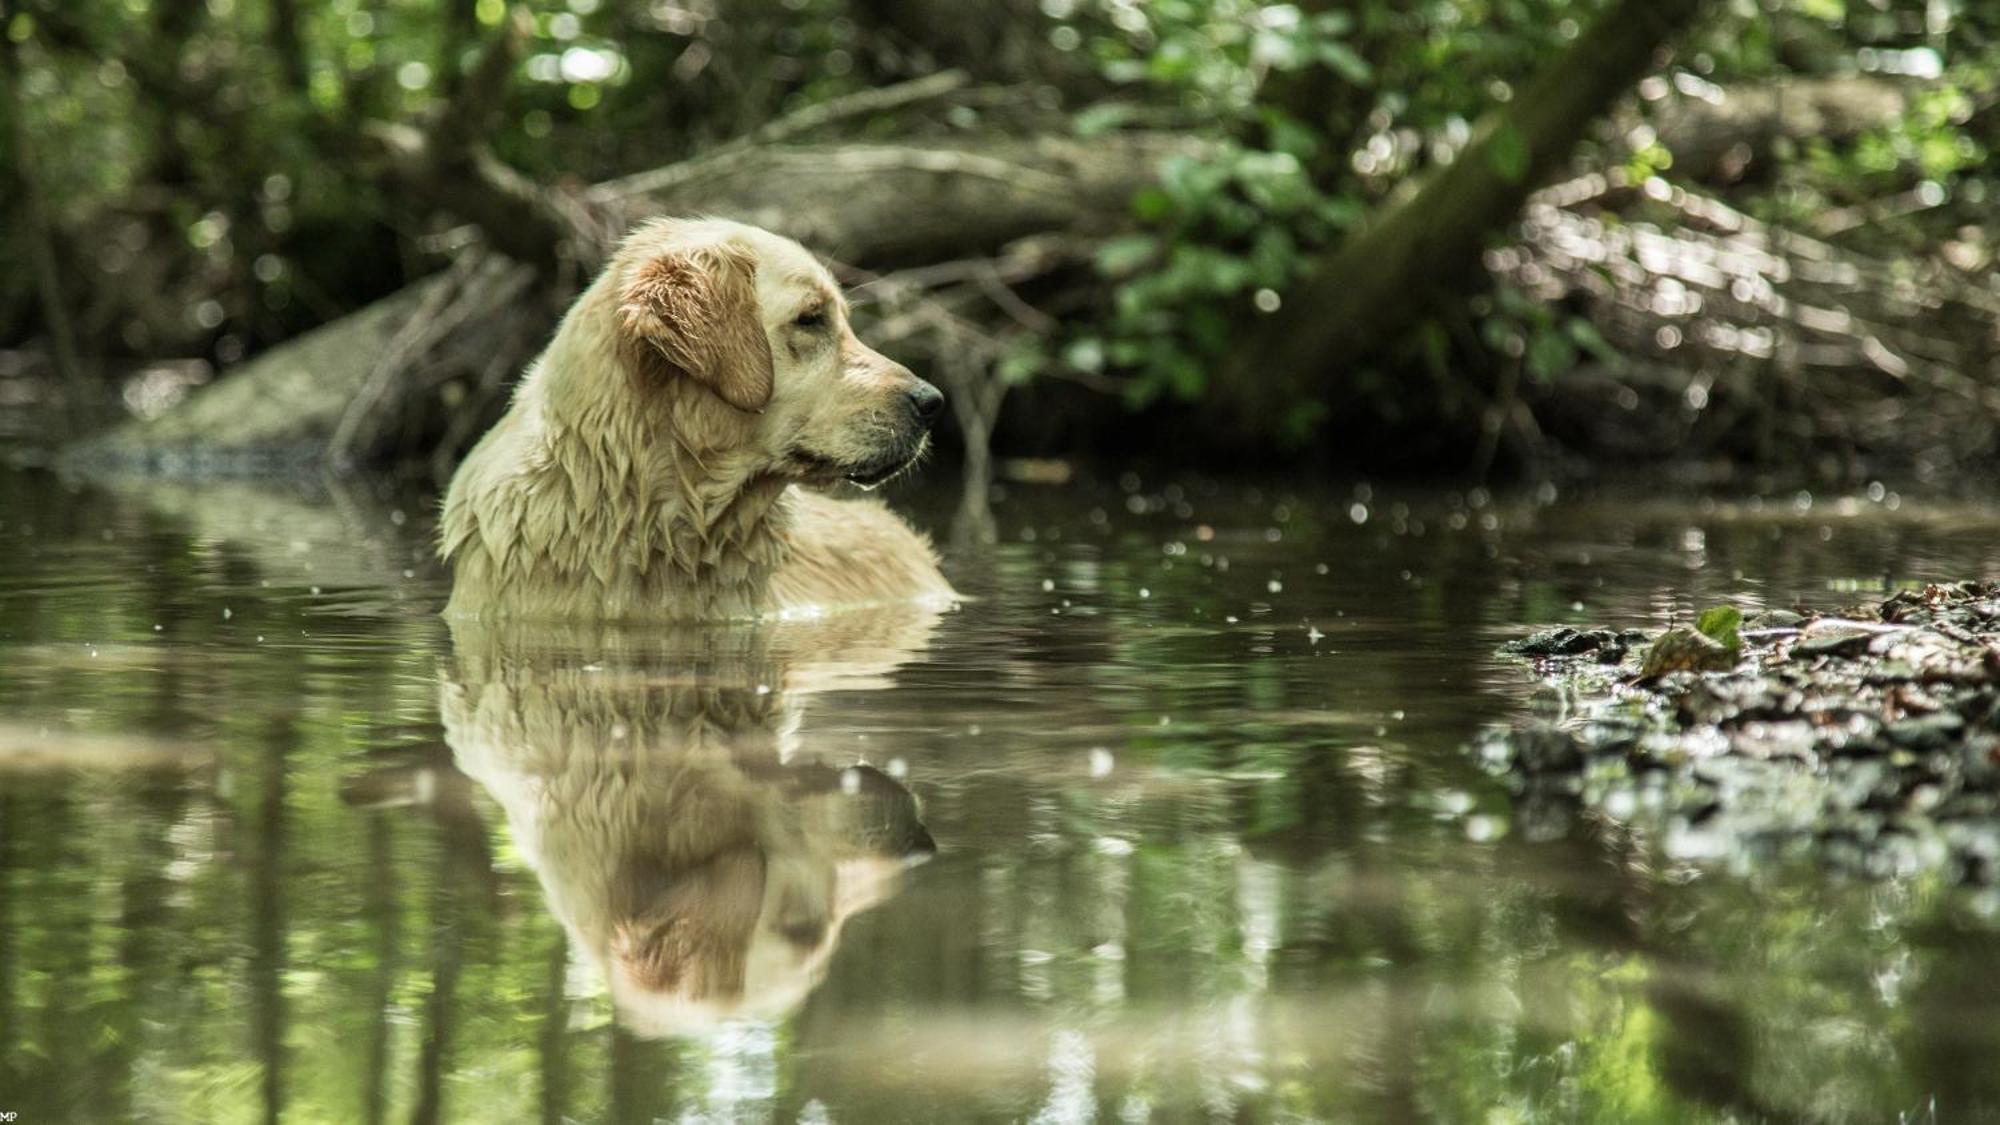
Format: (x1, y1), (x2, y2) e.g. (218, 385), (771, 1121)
(1695, 605), (1744, 652)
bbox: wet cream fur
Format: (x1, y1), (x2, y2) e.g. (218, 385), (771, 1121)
(442, 607), (941, 1036)
(440, 217), (956, 621)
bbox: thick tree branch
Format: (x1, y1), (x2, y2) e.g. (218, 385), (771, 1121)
(268, 0), (310, 93)
(429, 6), (530, 160)
(439, 0), (481, 101)
(1226, 0), (1712, 428)
(370, 6), (584, 272)
(1, 24), (83, 418)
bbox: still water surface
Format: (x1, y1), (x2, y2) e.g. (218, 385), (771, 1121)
(4, 467), (2000, 1123)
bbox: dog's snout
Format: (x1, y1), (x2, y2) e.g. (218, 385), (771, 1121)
(906, 380), (945, 426)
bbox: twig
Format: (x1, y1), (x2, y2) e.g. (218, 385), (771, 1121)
(325, 253), (533, 469)
(972, 262), (1059, 334)
(750, 70), (970, 147)
(845, 240), (1078, 295)
(325, 264), (476, 469)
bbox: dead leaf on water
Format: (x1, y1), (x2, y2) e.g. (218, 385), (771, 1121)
(1639, 626), (1739, 680)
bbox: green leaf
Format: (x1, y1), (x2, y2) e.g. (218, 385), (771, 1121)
(1095, 234), (1160, 276)
(1279, 400), (1330, 446)
(1130, 186), (1174, 223)
(1074, 103), (1138, 137)
(1695, 605), (1744, 653)
(1160, 154), (1231, 205)
(1260, 110), (1323, 162)
(1417, 321), (1451, 377)
(1063, 337), (1107, 373)
(1524, 329), (1577, 383)
(1487, 123), (1530, 184)
(1248, 226), (1297, 286)
(1316, 42), (1373, 85)
(1254, 30), (1308, 72)
(1311, 11), (1354, 37)
(995, 340), (1047, 385)
(1565, 317), (1624, 367)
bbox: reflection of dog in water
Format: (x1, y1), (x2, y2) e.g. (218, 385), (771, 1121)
(441, 610), (939, 1036)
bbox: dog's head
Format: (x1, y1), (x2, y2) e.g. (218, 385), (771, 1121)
(603, 763), (936, 1036)
(612, 217), (944, 490)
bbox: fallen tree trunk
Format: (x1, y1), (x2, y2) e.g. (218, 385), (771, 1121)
(68, 129), (1198, 478)
(1223, 0), (1710, 432)
(603, 133), (1195, 266)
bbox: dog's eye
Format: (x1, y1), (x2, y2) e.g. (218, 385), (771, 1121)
(792, 308), (827, 330)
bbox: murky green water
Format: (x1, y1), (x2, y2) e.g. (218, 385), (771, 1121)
(6, 466), (2000, 1123)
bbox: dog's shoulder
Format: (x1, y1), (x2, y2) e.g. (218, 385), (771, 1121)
(788, 489), (939, 565)
(773, 490), (953, 609)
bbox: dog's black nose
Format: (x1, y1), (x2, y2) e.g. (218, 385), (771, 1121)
(906, 380), (945, 425)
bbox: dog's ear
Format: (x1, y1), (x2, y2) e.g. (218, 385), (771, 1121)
(618, 240), (774, 413)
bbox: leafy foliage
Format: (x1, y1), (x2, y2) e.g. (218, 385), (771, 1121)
(1021, 0), (2000, 462)
(3, 0), (1998, 469)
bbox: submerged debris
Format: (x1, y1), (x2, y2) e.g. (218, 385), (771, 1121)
(1500, 625), (1649, 662)
(1482, 582), (2000, 883)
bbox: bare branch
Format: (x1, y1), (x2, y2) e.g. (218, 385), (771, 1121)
(326, 251), (536, 468)
(749, 69), (971, 147)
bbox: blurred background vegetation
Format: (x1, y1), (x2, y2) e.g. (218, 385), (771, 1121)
(1, 0), (1995, 484)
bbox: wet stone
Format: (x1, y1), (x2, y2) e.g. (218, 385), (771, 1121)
(1746, 609), (1807, 630)
(1483, 582), (2000, 884)
(1791, 623), (1879, 658)
(1885, 712), (1965, 751)
(1490, 723), (1586, 774)
(1500, 626), (1647, 662)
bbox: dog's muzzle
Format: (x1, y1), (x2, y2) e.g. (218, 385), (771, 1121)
(787, 379), (944, 490)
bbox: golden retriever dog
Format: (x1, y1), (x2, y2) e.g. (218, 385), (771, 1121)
(440, 217), (958, 621)
(441, 605), (941, 1036)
